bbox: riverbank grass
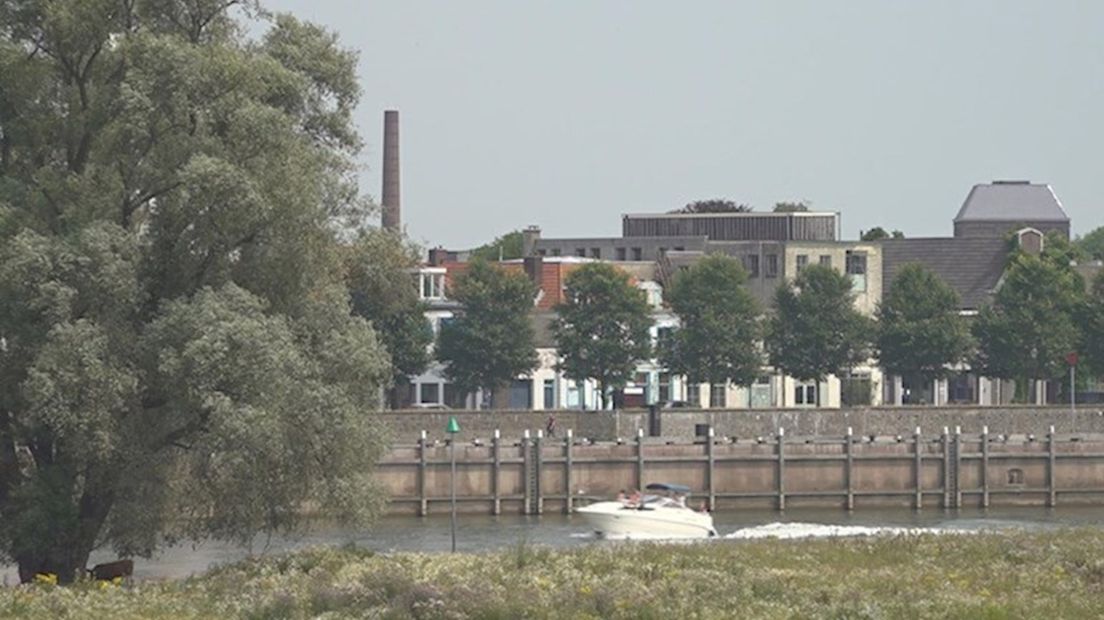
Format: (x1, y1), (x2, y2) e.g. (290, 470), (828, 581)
(3, 530), (1104, 618)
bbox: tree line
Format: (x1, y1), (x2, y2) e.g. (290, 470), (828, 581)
(426, 231), (1104, 410)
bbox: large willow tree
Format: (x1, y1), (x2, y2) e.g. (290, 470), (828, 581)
(0, 0), (391, 582)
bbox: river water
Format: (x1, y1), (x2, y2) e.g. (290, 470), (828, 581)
(5, 506), (1104, 583)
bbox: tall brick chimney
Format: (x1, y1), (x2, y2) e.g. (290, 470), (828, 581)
(381, 110), (401, 231)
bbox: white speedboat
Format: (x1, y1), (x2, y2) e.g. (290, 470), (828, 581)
(575, 483), (717, 539)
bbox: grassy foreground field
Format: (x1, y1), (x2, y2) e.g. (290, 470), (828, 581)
(3, 530), (1104, 619)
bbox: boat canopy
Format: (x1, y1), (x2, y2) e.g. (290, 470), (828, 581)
(645, 482), (691, 494)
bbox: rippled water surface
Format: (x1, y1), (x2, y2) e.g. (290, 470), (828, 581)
(5, 506), (1104, 583)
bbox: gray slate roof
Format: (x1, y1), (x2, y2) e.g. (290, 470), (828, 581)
(881, 237), (1009, 310)
(954, 181), (1068, 222)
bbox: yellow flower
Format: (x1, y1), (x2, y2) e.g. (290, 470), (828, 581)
(33, 573), (58, 586)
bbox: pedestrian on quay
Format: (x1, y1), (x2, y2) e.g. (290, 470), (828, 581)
(546, 415), (557, 437)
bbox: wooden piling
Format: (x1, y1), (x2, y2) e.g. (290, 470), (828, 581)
(564, 429), (574, 514)
(636, 428), (645, 490)
(914, 426), (923, 510)
(1048, 425), (1057, 508)
(942, 427), (951, 509)
(706, 426), (716, 511)
(492, 429), (501, 516)
(535, 430), (544, 515)
(981, 425), (990, 509)
(845, 426), (854, 511)
(418, 430), (428, 517)
(777, 427), (786, 511)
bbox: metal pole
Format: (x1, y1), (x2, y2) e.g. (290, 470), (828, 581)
(1071, 364), (1076, 417)
(450, 437), (457, 553)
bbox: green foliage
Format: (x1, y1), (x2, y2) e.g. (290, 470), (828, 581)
(553, 263), (653, 407)
(766, 265), (873, 392)
(772, 201), (810, 212)
(660, 255), (761, 386)
(1074, 226), (1104, 261)
(669, 199), (752, 214)
(1079, 271), (1104, 376)
(0, 0), (389, 582)
(344, 230), (433, 390)
(5, 531), (1104, 618)
(877, 264), (972, 386)
(436, 260), (538, 402)
(469, 230), (524, 261)
(860, 227), (904, 241)
(973, 250), (1084, 390)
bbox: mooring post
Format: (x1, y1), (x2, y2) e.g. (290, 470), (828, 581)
(1048, 425), (1057, 508)
(636, 427), (645, 490)
(777, 427), (786, 511)
(845, 426), (854, 511)
(706, 426), (716, 512)
(418, 430), (428, 517)
(564, 429), (574, 514)
(914, 426), (923, 510)
(522, 429), (532, 515)
(981, 425), (990, 509)
(492, 429), (501, 516)
(535, 429), (544, 515)
(942, 426), (951, 509)
(954, 426), (962, 509)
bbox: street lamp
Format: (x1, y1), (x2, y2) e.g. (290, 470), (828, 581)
(446, 415), (460, 552)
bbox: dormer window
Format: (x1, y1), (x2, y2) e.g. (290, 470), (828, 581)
(414, 269), (447, 300)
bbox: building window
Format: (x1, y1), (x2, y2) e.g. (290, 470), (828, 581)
(796, 255), (808, 272)
(551, 248), (561, 257)
(419, 383), (440, 404)
(819, 255), (831, 268)
(575, 248), (586, 257)
(846, 251), (867, 292)
(687, 383), (700, 407)
(590, 247), (602, 259)
(710, 383), (726, 408)
(658, 373), (671, 403)
(543, 379), (555, 409)
(418, 272), (445, 300)
(616, 247), (626, 261)
(794, 382), (816, 406)
(509, 379), (532, 409)
(765, 254), (778, 278)
(674, 246), (685, 251)
(656, 326), (674, 349)
(743, 255), (760, 278)
(537, 249), (547, 256)
(631, 247), (643, 261)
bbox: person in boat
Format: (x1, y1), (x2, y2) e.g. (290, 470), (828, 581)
(627, 489), (641, 508)
(616, 489), (627, 505)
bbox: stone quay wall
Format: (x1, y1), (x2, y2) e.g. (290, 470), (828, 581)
(378, 405), (1104, 443)
(376, 428), (1104, 516)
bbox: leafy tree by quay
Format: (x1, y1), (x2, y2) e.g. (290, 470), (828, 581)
(1082, 271), (1104, 376)
(437, 260), (538, 408)
(345, 230), (433, 408)
(972, 251), (1084, 402)
(766, 264), (872, 406)
(0, 2), (391, 583)
(660, 255), (762, 389)
(1074, 226), (1104, 261)
(876, 264), (971, 397)
(670, 199), (752, 214)
(554, 263), (653, 409)
(469, 230), (524, 261)
(860, 227), (905, 241)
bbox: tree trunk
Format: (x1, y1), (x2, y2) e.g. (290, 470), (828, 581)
(16, 475), (116, 584)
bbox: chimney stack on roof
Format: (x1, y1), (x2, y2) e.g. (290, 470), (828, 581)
(381, 110), (401, 231)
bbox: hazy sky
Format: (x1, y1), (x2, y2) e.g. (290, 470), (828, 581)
(263, 1), (1103, 248)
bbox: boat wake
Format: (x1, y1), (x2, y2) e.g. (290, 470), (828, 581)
(724, 522), (941, 540)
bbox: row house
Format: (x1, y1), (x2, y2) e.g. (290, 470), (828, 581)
(401, 180), (1095, 410)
